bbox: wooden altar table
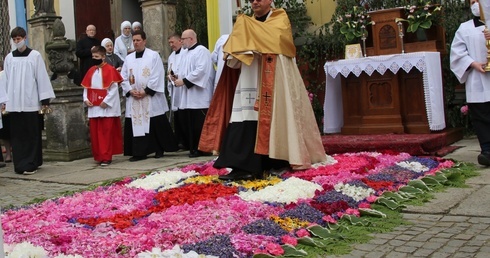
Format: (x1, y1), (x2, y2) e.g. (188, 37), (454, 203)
(323, 52), (446, 135)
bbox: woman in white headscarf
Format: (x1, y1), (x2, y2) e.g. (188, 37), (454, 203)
(101, 38), (124, 71)
(114, 21), (134, 60)
(132, 21), (142, 32)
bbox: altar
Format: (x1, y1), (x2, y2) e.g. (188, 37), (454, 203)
(323, 52), (446, 134)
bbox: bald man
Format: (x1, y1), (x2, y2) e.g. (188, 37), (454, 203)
(76, 24), (101, 83)
(171, 29), (215, 158)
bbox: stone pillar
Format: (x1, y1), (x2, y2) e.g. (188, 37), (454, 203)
(43, 19), (92, 161)
(28, 14), (61, 71)
(140, 0), (176, 62)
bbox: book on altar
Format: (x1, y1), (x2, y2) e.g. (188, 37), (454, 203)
(87, 88), (107, 106)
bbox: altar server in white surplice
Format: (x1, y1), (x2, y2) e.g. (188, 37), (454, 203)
(171, 29), (214, 158)
(450, 0), (490, 166)
(121, 30), (178, 162)
(2, 27), (55, 175)
(167, 33), (187, 149)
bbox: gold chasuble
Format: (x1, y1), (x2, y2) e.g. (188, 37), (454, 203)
(199, 9), (326, 169)
(223, 9), (296, 65)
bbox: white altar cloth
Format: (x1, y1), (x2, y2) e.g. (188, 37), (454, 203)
(323, 52), (446, 133)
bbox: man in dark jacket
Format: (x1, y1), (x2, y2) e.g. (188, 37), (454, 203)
(76, 24), (101, 84)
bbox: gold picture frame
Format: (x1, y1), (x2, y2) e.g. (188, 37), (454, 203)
(345, 43), (362, 59)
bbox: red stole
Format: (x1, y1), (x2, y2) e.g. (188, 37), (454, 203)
(81, 63), (123, 89)
(255, 54), (276, 155)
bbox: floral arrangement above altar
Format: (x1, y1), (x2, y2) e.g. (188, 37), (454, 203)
(335, 5), (375, 42)
(395, 0), (442, 33)
(1, 152), (460, 257)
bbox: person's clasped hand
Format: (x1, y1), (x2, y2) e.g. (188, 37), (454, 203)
(470, 61), (487, 73)
(174, 79), (185, 87)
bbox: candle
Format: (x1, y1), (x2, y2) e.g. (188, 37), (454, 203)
(397, 22), (404, 34)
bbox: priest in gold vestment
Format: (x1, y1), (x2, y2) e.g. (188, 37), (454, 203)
(199, 0), (326, 181)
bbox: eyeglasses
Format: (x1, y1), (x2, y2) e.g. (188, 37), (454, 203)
(248, 0), (262, 3)
(181, 37), (190, 40)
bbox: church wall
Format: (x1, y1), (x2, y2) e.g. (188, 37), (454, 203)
(58, 0), (76, 40)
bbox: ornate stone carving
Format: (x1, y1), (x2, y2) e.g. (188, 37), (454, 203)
(45, 19), (75, 76)
(42, 19), (91, 161)
(52, 18), (66, 39)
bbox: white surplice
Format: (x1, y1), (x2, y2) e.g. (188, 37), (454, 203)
(450, 20), (490, 103)
(3, 50), (55, 112)
(211, 34), (229, 91)
(121, 48), (168, 136)
(83, 68), (121, 118)
(167, 48), (187, 111)
(176, 44), (214, 109)
(0, 70), (7, 129)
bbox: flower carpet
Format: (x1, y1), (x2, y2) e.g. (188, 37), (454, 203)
(1, 151), (471, 257)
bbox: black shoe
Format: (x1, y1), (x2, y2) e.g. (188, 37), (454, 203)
(268, 167), (290, 177)
(188, 150), (200, 158)
(178, 143), (189, 151)
(478, 151), (490, 166)
(218, 169), (262, 181)
(129, 156), (147, 162)
(0, 162), (5, 168)
(154, 152), (164, 159)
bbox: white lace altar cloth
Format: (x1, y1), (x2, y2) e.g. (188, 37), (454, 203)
(322, 52), (446, 133)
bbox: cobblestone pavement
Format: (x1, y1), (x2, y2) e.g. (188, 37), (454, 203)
(0, 178), (87, 208)
(332, 214), (490, 258)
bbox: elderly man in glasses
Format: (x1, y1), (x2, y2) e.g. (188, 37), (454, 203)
(200, 0), (327, 181)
